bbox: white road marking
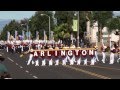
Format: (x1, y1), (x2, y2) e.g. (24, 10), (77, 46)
(7, 56), (38, 79)
(19, 66), (23, 69)
(16, 63), (18, 65)
(7, 57), (14, 62)
(33, 76), (38, 79)
(25, 70), (29, 73)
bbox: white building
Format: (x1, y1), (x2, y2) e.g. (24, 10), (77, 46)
(86, 21), (119, 44)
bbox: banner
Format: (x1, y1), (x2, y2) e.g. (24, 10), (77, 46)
(31, 49), (95, 58)
(72, 20), (78, 31)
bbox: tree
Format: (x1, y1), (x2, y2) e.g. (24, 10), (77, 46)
(92, 11), (113, 43)
(29, 11), (54, 39)
(107, 17), (120, 47)
(53, 23), (70, 41)
(0, 20), (22, 40)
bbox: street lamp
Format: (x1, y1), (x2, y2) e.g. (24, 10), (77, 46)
(77, 11), (79, 47)
(41, 14), (51, 40)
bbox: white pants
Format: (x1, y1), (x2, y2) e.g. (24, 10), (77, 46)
(90, 57), (95, 65)
(55, 59), (59, 66)
(110, 53), (114, 64)
(41, 59), (46, 66)
(49, 59), (53, 66)
(7, 47), (8, 52)
(27, 54), (33, 65)
(70, 59), (74, 65)
(84, 59), (87, 65)
(117, 57), (120, 63)
(35, 59), (39, 66)
(102, 52), (106, 63)
(62, 57), (67, 65)
(95, 51), (99, 61)
(77, 57), (81, 65)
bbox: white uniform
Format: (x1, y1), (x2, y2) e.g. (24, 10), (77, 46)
(90, 57), (95, 65)
(109, 47), (115, 64)
(48, 47), (53, 66)
(54, 47), (59, 66)
(27, 49), (34, 65)
(84, 58), (87, 65)
(117, 49), (120, 63)
(101, 46), (107, 63)
(94, 48), (99, 61)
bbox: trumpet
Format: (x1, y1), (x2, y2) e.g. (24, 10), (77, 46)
(20, 51), (29, 57)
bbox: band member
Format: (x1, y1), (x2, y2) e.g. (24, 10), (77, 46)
(94, 45), (99, 62)
(84, 58), (87, 65)
(41, 46), (46, 66)
(101, 45), (107, 63)
(48, 45), (53, 66)
(109, 46), (115, 64)
(26, 48), (34, 65)
(54, 46), (60, 66)
(76, 47), (81, 65)
(69, 44), (76, 65)
(62, 45), (68, 65)
(117, 47), (120, 63)
(90, 57), (95, 65)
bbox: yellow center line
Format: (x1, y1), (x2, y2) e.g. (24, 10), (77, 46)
(62, 65), (111, 79)
(79, 65), (120, 71)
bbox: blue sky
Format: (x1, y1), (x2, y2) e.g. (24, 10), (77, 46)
(0, 11), (119, 20)
(0, 11), (36, 20)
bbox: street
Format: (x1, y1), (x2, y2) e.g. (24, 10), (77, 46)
(0, 50), (120, 79)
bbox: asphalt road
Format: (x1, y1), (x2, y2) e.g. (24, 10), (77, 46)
(0, 50), (120, 79)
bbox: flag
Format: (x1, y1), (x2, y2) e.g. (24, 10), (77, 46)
(36, 31), (39, 40)
(15, 30), (18, 40)
(7, 31), (10, 40)
(44, 30), (47, 40)
(28, 31), (31, 40)
(72, 20), (78, 31)
(22, 30), (25, 40)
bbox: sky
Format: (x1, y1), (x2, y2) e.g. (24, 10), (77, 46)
(0, 11), (36, 20)
(0, 11), (120, 20)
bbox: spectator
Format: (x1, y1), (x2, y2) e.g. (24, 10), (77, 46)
(0, 55), (11, 79)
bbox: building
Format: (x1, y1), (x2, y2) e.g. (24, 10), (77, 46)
(86, 21), (119, 45)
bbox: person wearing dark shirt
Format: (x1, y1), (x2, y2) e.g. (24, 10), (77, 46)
(0, 55), (11, 79)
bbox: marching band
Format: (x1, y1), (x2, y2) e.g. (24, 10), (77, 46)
(0, 39), (120, 67)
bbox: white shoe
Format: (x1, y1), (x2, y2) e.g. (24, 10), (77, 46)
(35, 64), (39, 66)
(32, 61), (34, 64)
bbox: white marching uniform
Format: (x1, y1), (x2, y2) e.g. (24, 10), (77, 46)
(54, 47), (60, 66)
(90, 57), (95, 65)
(48, 47), (53, 66)
(117, 49), (120, 63)
(84, 58), (87, 65)
(41, 59), (46, 66)
(62, 46), (69, 65)
(101, 46), (107, 63)
(27, 49), (34, 65)
(90, 46), (99, 65)
(109, 47), (115, 64)
(94, 47), (99, 62)
(77, 57), (81, 65)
